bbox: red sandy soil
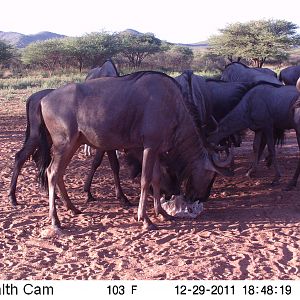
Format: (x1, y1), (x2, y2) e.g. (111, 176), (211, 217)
(0, 98), (300, 280)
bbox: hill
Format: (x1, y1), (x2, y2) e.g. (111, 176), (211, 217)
(121, 29), (208, 49)
(0, 31), (66, 48)
(0, 29), (208, 49)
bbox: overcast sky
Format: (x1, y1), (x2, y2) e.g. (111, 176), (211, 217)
(1, 0), (299, 43)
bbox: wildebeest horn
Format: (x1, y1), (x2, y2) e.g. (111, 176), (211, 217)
(212, 148), (233, 168)
(296, 77), (300, 92)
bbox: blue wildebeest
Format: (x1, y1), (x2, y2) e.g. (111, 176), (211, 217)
(208, 82), (300, 189)
(221, 62), (282, 85)
(220, 62), (283, 169)
(8, 59), (132, 207)
(205, 79), (259, 147)
(37, 71), (233, 230)
(253, 67), (278, 78)
(120, 70), (232, 203)
(279, 65), (300, 85)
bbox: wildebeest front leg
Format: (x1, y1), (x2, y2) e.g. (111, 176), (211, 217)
(152, 160), (174, 221)
(138, 148), (158, 230)
(47, 142), (80, 229)
(47, 158), (62, 229)
(84, 150), (105, 202)
(107, 150), (132, 207)
(247, 131), (265, 177)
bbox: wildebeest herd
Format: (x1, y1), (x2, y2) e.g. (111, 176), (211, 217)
(8, 60), (300, 232)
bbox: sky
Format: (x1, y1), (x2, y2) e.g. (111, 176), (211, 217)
(1, 0), (299, 44)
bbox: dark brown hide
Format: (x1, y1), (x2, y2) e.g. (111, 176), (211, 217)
(39, 72), (232, 230)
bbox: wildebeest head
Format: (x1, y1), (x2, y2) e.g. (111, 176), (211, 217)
(184, 148), (233, 202)
(122, 148), (181, 200)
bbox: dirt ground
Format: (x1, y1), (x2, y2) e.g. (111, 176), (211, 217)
(0, 98), (300, 280)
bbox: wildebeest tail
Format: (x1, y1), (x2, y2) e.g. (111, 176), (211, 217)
(34, 107), (52, 190)
(274, 128), (285, 146)
(23, 96), (32, 144)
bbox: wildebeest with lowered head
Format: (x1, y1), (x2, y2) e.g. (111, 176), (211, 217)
(279, 65), (300, 85)
(205, 79), (258, 147)
(122, 70), (232, 203)
(38, 71), (233, 230)
(208, 82), (300, 189)
(220, 63), (283, 168)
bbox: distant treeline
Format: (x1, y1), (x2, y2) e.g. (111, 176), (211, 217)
(1, 19), (300, 77)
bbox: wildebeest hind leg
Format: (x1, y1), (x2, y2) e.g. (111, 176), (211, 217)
(285, 132), (300, 190)
(57, 178), (81, 215)
(264, 128), (280, 185)
(107, 150), (132, 207)
(8, 139), (38, 206)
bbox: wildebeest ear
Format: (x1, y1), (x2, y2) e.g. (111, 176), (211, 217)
(204, 158), (234, 177)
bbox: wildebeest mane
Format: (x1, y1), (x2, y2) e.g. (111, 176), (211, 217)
(118, 70), (205, 136)
(224, 61), (250, 70)
(117, 70), (208, 183)
(118, 70), (182, 89)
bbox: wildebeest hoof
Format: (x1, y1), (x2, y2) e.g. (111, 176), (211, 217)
(143, 222), (158, 231)
(8, 194), (18, 206)
(69, 207), (82, 215)
(246, 170), (255, 178)
(159, 211), (175, 222)
(41, 226), (64, 238)
(271, 179), (280, 186)
(283, 182), (296, 191)
(86, 194), (97, 203)
(119, 198), (134, 208)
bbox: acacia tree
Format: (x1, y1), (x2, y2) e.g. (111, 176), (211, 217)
(21, 39), (65, 73)
(21, 32), (120, 72)
(165, 45), (194, 71)
(209, 19), (300, 67)
(79, 32), (120, 68)
(118, 32), (163, 68)
(0, 40), (14, 65)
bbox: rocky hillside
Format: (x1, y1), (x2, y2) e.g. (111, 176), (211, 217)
(0, 31), (66, 48)
(0, 29), (208, 49)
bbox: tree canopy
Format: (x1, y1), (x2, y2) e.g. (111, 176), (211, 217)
(118, 32), (163, 68)
(208, 19), (300, 67)
(0, 40), (14, 65)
